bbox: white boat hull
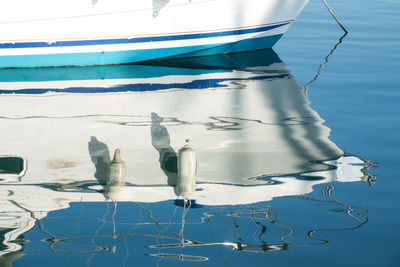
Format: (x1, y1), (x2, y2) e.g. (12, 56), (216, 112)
(0, 0), (308, 67)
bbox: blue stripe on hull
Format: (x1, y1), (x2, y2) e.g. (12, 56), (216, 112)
(0, 34), (283, 68)
(0, 23), (288, 49)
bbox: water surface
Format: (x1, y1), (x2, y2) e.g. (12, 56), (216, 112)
(1, 0), (399, 266)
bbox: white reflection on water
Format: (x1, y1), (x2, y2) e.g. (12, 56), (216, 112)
(0, 50), (376, 265)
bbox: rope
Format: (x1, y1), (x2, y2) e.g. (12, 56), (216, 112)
(322, 0), (348, 33)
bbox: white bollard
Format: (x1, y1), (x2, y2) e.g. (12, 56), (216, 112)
(106, 149), (126, 201)
(177, 139), (196, 199)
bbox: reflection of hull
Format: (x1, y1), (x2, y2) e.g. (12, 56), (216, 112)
(0, 156), (371, 260)
(0, 50), (372, 260)
(0, 0), (308, 67)
(0, 50), (342, 186)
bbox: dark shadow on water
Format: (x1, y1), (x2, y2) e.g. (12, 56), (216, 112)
(0, 251), (26, 267)
(150, 112), (178, 186)
(88, 136), (110, 185)
(174, 199), (203, 209)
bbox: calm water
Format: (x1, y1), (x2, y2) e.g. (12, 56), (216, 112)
(1, 0), (400, 266)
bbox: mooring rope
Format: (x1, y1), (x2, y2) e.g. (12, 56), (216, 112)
(322, 0), (348, 33)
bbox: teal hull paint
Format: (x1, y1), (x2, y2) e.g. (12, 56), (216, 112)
(0, 49), (282, 83)
(0, 35), (282, 68)
(0, 45), (208, 68)
(166, 34), (283, 59)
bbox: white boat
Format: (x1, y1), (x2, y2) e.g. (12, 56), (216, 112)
(0, 0), (308, 68)
(0, 50), (374, 261)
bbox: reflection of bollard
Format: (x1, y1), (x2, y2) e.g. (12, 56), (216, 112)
(177, 139), (196, 199)
(106, 149), (126, 201)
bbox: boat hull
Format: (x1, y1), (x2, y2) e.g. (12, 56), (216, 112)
(0, 0), (308, 68)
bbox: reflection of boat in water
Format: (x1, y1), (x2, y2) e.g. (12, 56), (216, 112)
(0, 50), (375, 262)
(0, 49), (343, 187)
(0, 0), (308, 68)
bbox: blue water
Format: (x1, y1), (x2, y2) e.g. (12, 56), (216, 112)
(1, 0), (400, 266)
(276, 0), (400, 265)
